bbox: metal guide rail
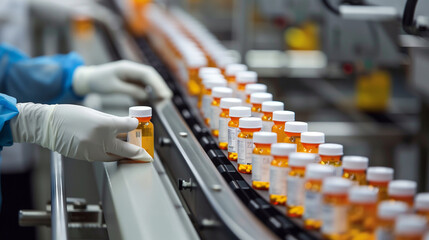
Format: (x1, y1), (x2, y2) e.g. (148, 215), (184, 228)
(134, 37), (320, 240)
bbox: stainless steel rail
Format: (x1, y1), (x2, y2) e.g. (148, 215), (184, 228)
(51, 152), (68, 240)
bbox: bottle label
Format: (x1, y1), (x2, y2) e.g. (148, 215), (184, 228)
(375, 227), (393, 240)
(287, 176), (305, 206)
(202, 95), (212, 118)
(127, 129), (142, 147)
(262, 120), (274, 132)
(237, 138), (253, 165)
(219, 117), (230, 143)
(228, 127), (240, 152)
(304, 191), (322, 220)
(252, 111), (264, 118)
(321, 204), (348, 235)
(252, 154), (273, 182)
(269, 166), (289, 196)
(335, 166), (343, 177)
(211, 106), (221, 130)
(236, 90), (245, 102)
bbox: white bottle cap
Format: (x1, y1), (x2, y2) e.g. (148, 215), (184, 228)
(253, 132), (277, 144)
(377, 201), (409, 219)
(201, 73), (224, 82)
(220, 98), (242, 109)
(284, 121), (308, 133)
(229, 106), (251, 118)
(236, 71), (258, 84)
(225, 64), (247, 76)
(289, 153), (318, 167)
(342, 156), (369, 170)
(203, 78), (227, 89)
(216, 56), (236, 68)
(129, 106), (152, 117)
(250, 93), (273, 104)
(416, 193), (429, 211)
(212, 87), (233, 98)
(245, 83), (267, 95)
(199, 67), (221, 78)
(271, 143), (296, 156)
(318, 143), (343, 156)
(187, 55), (207, 68)
(262, 101), (284, 113)
(305, 164), (335, 180)
(301, 132), (325, 144)
(349, 186), (378, 203)
(388, 180), (417, 197)
(322, 177), (352, 194)
(239, 117), (262, 129)
(273, 111), (295, 122)
(367, 167), (394, 182)
(395, 214), (427, 236)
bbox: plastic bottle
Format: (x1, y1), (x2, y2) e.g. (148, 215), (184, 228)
(367, 167), (394, 201)
(416, 193), (429, 221)
(261, 101), (284, 132)
(286, 153), (318, 217)
(251, 132), (277, 190)
(394, 214), (427, 240)
(269, 143), (296, 205)
(299, 132), (325, 153)
(187, 55), (208, 96)
(197, 67), (220, 96)
(236, 71), (258, 101)
(284, 121), (308, 151)
(218, 98), (242, 150)
(319, 143), (343, 176)
(388, 180), (417, 207)
(321, 177), (353, 239)
(250, 92), (273, 118)
(237, 117), (262, 174)
(244, 83), (267, 107)
(347, 186), (378, 239)
(271, 111), (295, 142)
(201, 78), (227, 125)
(303, 164), (335, 230)
(199, 73), (225, 108)
(228, 107), (251, 161)
(341, 156), (369, 186)
(376, 201), (409, 240)
(225, 63), (247, 90)
(128, 106), (154, 158)
(210, 87), (233, 137)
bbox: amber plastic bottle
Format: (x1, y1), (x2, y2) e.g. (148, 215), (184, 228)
(376, 201), (409, 240)
(284, 121), (308, 151)
(236, 71), (258, 102)
(299, 132), (325, 154)
(342, 156), (369, 186)
(367, 167), (394, 201)
(286, 153), (318, 218)
(261, 101), (284, 132)
(227, 107), (251, 161)
(225, 63), (247, 90)
(303, 164), (335, 230)
(251, 132), (277, 190)
(321, 177), (352, 240)
(250, 92), (272, 118)
(394, 215), (427, 240)
(237, 117), (262, 174)
(388, 180), (417, 207)
(415, 193), (429, 222)
(201, 78), (227, 124)
(200, 73), (225, 108)
(244, 83), (267, 107)
(218, 98), (242, 149)
(318, 143), (343, 176)
(128, 106), (154, 158)
(269, 143), (296, 205)
(197, 67), (220, 97)
(186, 56), (207, 96)
(347, 186), (378, 239)
(271, 111), (295, 143)
(210, 87), (233, 137)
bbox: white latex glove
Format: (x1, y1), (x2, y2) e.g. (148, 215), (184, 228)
(10, 103), (153, 162)
(72, 60), (172, 101)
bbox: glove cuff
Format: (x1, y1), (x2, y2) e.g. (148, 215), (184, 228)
(72, 66), (93, 97)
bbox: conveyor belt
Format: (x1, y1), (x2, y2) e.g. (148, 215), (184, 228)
(134, 37), (320, 240)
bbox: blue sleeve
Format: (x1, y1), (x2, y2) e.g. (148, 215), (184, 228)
(0, 44), (85, 104)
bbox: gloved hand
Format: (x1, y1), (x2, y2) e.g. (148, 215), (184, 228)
(72, 60), (172, 101)
(10, 103), (152, 162)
